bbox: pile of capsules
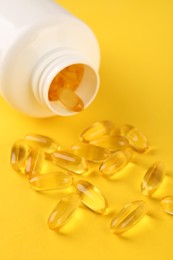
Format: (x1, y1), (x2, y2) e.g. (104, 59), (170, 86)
(10, 120), (173, 235)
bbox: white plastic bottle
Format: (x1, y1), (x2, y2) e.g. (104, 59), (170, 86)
(0, 0), (100, 117)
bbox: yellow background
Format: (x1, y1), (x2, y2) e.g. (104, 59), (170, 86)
(0, 0), (173, 259)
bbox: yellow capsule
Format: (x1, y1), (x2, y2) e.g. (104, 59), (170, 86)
(110, 200), (147, 235)
(80, 120), (115, 142)
(71, 143), (110, 163)
(126, 127), (149, 153)
(48, 193), (80, 231)
(91, 135), (129, 152)
(160, 196), (173, 215)
(25, 148), (45, 176)
(141, 161), (165, 196)
(75, 180), (108, 214)
(120, 124), (133, 136)
(48, 64), (84, 112)
(61, 64), (84, 90)
(58, 87), (84, 112)
(99, 149), (132, 177)
(48, 64), (84, 100)
(10, 140), (32, 174)
(25, 133), (60, 155)
(48, 73), (64, 100)
(50, 150), (88, 174)
(29, 171), (73, 191)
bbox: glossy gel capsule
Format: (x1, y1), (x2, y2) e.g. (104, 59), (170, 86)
(48, 64), (84, 112)
(50, 150), (88, 174)
(48, 64), (84, 98)
(110, 200), (147, 235)
(71, 143), (110, 163)
(160, 196), (173, 215)
(29, 171), (73, 191)
(99, 149), (132, 177)
(91, 135), (129, 152)
(10, 140), (32, 174)
(120, 124), (133, 136)
(25, 148), (45, 176)
(126, 127), (149, 153)
(75, 180), (108, 214)
(80, 120), (115, 142)
(25, 133), (60, 155)
(141, 161), (165, 196)
(10, 140), (45, 176)
(48, 193), (80, 231)
(60, 64), (84, 90)
(56, 87), (84, 112)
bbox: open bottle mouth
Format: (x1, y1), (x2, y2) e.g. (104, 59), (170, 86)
(32, 51), (100, 116)
(47, 63), (98, 115)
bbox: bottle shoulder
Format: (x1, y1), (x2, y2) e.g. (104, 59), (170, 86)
(0, 13), (100, 64)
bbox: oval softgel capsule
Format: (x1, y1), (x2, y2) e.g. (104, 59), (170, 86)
(25, 148), (45, 176)
(75, 180), (108, 214)
(141, 161), (165, 196)
(25, 133), (60, 155)
(71, 142), (110, 163)
(48, 193), (80, 231)
(90, 135), (129, 152)
(10, 140), (32, 174)
(10, 140), (45, 176)
(160, 196), (173, 215)
(99, 149), (132, 178)
(80, 120), (115, 142)
(50, 150), (88, 174)
(29, 171), (73, 191)
(120, 125), (149, 153)
(126, 127), (149, 153)
(110, 200), (147, 235)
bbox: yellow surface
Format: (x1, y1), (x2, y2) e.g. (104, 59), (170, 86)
(0, 0), (173, 259)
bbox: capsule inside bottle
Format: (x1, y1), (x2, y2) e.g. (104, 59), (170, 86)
(48, 193), (80, 231)
(110, 200), (147, 235)
(49, 64), (84, 98)
(141, 161), (166, 196)
(75, 180), (108, 214)
(58, 87), (84, 112)
(48, 64), (84, 112)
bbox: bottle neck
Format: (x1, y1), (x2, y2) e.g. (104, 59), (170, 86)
(32, 48), (99, 116)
